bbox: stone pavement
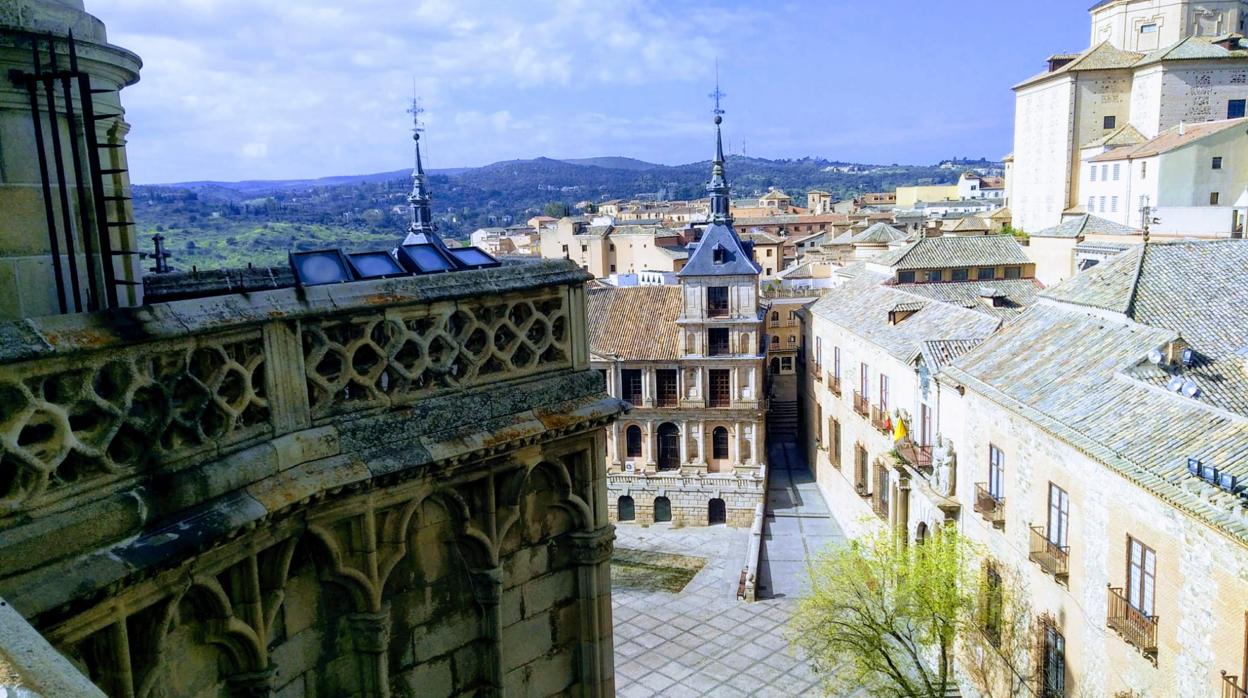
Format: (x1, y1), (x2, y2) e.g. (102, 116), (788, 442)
(611, 437), (845, 696)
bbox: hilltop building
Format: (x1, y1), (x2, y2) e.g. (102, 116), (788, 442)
(590, 108), (768, 528)
(0, 3), (621, 696)
(1010, 0), (1248, 234)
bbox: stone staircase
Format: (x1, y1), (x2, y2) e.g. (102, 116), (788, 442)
(767, 400), (799, 438)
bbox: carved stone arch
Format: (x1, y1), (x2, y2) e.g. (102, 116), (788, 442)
(496, 459), (591, 547)
(497, 461), (583, 558)
(304, 524), (381, 613)
(135, 577), (266, 698)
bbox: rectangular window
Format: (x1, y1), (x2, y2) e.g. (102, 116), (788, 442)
(815, 336), (823, 371)
(655, 369), (678, 407)
(707, 286), (729, 317)
(833, 346), (841, 380)
(952, 268), (969, 281)
(988, 444), (1005, 500)
(1004, 266), (1022, 279)
(1099, 196), (1107, 212)
(983, 562), (1004, 647)
(1141, 161), (1147, 178)
(1101, 164), (1109, 181)
(831, 418), (842, 468)
(1111, 196), (1119, 213)
(927, 270), (942, 282)
(860, 363), (870, 399)
(1230, 99), (1246, 119)
(1042, 621), (1067, 697)
(1212, 192), (1222, 205)
(1090, 166), (1097, 182)
(1104, 115), (1116, 129)
(708, 369), (731, 407)
(581, 244), (588, 253)
(879, 373), (889, 412)
(1127, 536), (1157, 616)
(1112, 163), (1120, 180)
(707, 327), (730, 356)
(609, 264), (616, 273)
(920, 403), (932, 446)
(621, 369), (643, 405)
(1047, 484), (1070, 548)
(898, 270), (916, 283)
(1087, 196), (1095, 212)
(1213, 156), (1224, 170)
(978, 267), (995, 281)
(1140, 22), (1157, 33)
(855, 444), (869, 492)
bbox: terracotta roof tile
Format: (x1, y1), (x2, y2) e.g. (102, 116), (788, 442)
(587, 286), (683, 361)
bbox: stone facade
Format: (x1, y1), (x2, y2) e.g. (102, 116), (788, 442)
(0, 259), (624, 698)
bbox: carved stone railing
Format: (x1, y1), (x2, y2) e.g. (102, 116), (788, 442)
(0, 260), (588, 522)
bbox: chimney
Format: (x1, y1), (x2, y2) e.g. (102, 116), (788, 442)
(1179, 121), (1187, 136)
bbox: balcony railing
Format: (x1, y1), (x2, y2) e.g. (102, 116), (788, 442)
(896, 440), (932, 473)
(974, 483), (1005, 528)
(870, 405), (890, 434)
(827, 374), (841, 396)
(707, 305), (730, 319)
(1222, 672), (1248, 698)
(708, 391), (732, 408)
(813, 367), (822, 382)
(1107, 586), (1158, 658)
(1029, 525), (1069, 580)
(852, 391), (870, 417)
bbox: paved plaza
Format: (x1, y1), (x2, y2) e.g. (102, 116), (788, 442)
(611, 439), (846, 696)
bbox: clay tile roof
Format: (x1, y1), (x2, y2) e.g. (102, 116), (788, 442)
(871, 234), (1030, 270)
(586, 286), (683, 361)
(1032, 213), (1139, 239)
(1089, 118), (1248, 161)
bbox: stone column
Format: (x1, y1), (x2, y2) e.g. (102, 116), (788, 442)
(610, 420), (622, 468)
(346, 610), (391, 698)
(748, 423), (759, 466)
(571, 527), (616, 697)
(730, 423), (741, 469)
(643, 421), (656, 469)
(695, 421), (706, 466)
(679, 420), (689, 466)
(469, 567), (505, 697)
(642, 368), (655, 408)
(747, 364), (756, 402)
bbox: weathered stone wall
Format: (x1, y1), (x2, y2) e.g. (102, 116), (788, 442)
(606, 473), (763, 528)
(0, 260), (623, 698)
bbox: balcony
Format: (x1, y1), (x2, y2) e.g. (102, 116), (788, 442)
(1222, 672), (1248, 698)
(707, 305), (730, 319)
(813, 367), (822, 382)
(1028, 525), (1069, 581)
(870, 405), (890, 435)
(827, 374), (841, 396)
(974, 483), (1005, 528)
(896, 440), (932, 474)
(1107, 586), (1158, 659)
(852, 391), (870, 417)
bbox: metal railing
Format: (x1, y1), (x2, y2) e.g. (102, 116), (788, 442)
(827, 374), (841, 396)
(853, 391), (870, 417)
(896, 440), (932, 473)
(1029, 525), (1069, 580)
(1106, 586), (1158, 657)
(813, 367), (823, 382)
(974, 483), (1005, 527)
(1222, 672), (1248, 698)
(870, 405), (890, 434)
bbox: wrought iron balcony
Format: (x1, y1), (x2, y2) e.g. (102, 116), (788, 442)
(870, 405), (890, 434)
(827, 374), (841, 396)
(1222, 672), (1248, 698)
(973, 483), (1005, 528)
(852, 391), (870, 417)
(896, 440), (933, 473)
(1107, 586), (1158, 658)
(1029, 525), (1069, 580)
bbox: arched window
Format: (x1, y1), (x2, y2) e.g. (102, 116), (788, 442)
(708, 498), (726, 525)
(625, 425), (642, 458)
(771, 335), (780, 346)
(771, 311), (779, 322)
(618, 496), (635, 522)
(916, 522), (928, 545)
(712, 426), (729, 460)
(654, 496), (672, 522)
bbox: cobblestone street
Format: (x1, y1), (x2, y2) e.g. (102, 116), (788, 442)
(611, 438), (845, 696)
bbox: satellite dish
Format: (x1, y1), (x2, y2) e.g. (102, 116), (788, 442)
(1147, 349), (1163, 365)
(1182, 378), (1201, 398)
(1167, 376), (1185, 392)
(1181, 347), (1195, 366)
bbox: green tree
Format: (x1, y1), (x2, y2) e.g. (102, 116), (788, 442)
(790, 526), (1004, 697)
(543, 201), (571, 218)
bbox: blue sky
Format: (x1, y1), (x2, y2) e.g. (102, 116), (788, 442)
(94, 0), (1091, 183)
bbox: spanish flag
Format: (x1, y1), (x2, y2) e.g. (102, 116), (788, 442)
(893, 415), (907, 443)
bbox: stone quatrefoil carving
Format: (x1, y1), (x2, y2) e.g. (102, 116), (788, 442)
(303, 294), (569, 417)
(0, 335), (269, 510)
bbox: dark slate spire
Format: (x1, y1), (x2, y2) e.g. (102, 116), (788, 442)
(707, 76), (731, 225)
(403, 97), (441, 246)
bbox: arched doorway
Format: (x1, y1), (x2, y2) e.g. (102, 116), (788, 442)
(656, 423), (680, 471)
(618, 496), (635, 522)
(625, 425), (642, 458)
(654, 496), (672, 523)
(916, 521), (928, 545)
(770, 357), (781, 374)
(708, 498), (726, 525)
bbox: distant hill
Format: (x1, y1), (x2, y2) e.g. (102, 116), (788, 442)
(133, 154), (999, 271)
(559, 156), (661, 170)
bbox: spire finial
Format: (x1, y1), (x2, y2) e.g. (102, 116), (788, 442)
(407, 88), (425, 174)
(706, 61), (731, 224)
(404, 91), (441, 246)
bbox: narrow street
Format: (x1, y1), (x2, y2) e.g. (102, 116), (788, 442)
(757, 437), (844, 599)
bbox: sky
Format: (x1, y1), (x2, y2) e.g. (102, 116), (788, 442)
(92, 0), (1093, 184)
